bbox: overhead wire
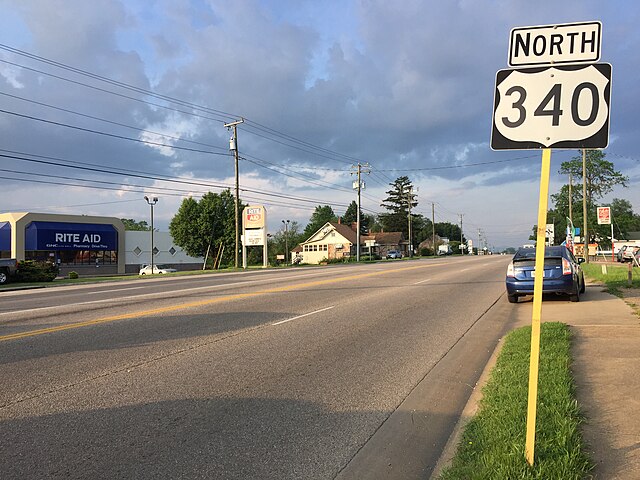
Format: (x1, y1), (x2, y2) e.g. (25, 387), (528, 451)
(1, 150), (355, 209)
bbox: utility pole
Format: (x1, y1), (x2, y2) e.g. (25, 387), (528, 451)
(351, 162), (370, 262)
(432, 202), (436, 256)
(568, 172), (573, 226)
(224, 118), (244, 269)
(282, 219), (290, 264)
(459, 214), (464, 255)
(407, 186), (417, 257)
(582, 149), (589, 263)
(478, 228), (482, 256)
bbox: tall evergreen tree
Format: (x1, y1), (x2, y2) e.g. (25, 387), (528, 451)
(379, 176), (417, 236)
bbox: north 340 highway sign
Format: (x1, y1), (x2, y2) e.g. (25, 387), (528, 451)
(491, 63), (611, 150)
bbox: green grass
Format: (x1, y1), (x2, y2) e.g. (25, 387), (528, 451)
(439, 322), (592, 480)
(581, 263), (640, 297)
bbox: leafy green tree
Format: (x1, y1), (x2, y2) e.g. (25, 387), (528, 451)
(169, 190), (243, 266)
(303, 205), (337, 238)
(610, 198), (640, 238)
(121, 218), (150, 231)
(379, 176), (417, 236)
(268, 221), (305, 264)
(364, 214), (381, 233)
(536, 151), (629, 246)
(413, 214), (432, 246)
(435, 222), (465, 244)
(559, 150), (628, 204)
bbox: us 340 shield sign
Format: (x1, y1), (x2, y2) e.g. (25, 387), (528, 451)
(491, 63), (611, 150)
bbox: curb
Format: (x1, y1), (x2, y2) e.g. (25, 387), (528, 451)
(429, 334), (507, 479)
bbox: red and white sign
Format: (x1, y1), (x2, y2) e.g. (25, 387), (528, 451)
(243, 205), (266, 229)
(597, 206), (611, 224)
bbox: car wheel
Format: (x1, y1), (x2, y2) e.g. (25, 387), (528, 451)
(0, 271), (7, 284)
(508, 294), (518, 303)
(570, 287), (580, 302)
(580, 274), (586, 293)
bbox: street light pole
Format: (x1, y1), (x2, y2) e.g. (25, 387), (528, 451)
(282, 219), (290, 264)
(144, 196), (158, 274)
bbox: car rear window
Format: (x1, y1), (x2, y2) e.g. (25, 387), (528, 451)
(514, 247), (565, 260)
(513, 258), (563, 267)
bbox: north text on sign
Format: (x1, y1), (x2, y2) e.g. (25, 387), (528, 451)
(509, 22), (601, 67)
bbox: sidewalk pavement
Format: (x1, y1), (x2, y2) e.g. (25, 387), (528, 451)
(563, 283), (640, 479)
(432, 282), (640, 479)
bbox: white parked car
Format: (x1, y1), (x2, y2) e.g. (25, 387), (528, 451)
(139, 264), (178, 275)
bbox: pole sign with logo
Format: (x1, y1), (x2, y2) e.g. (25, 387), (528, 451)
(597, 206), (611, 224)
(597, 206), (615, 261)
(491, 21), (611, 467)
(241, 205), (268, 268)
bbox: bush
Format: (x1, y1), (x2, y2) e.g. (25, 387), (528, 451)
(325, 256), (357, 264)
(68, 271), (79, 279)
(16, 260), (59, 283)
(420, 247), (434, 256)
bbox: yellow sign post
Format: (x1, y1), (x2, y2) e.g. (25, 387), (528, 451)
(493, 20), (611, 466)
(525, 148), (552, 465)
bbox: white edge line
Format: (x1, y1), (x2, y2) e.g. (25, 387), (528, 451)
(272, 305), (336, 326)
(413, 278), (432, 285)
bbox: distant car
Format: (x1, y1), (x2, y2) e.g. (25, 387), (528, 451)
(139, 264), (178, 275)
(622, 245), (638, 263)
(506, 246), (585, 303)
(616, 245), (628, 262)
(386, 250), (402, 259)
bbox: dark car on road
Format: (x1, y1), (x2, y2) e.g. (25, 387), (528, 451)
(506, 246), (585, 303)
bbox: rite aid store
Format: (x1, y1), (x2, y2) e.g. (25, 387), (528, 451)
(0, 212), (125, 275)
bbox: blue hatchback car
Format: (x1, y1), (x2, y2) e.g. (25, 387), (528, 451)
(506, 246), (585, 303)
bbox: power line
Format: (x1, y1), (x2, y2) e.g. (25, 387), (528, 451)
(0, 46), (366, 166)
(1, 151), (356, 208)
(0, 90), (229, 152)
(0, 108), (232, 156)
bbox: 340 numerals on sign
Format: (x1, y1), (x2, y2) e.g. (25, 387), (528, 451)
(491, 63), (611, 150)
(502, 82), (600, 128)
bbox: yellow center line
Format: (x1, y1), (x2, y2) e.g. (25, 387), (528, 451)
(1, 263), (433, 342)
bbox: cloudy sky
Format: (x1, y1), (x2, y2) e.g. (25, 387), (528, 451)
(1, 0), (638, 248)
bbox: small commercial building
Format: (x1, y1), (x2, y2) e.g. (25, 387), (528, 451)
(0, 212), (203, 276)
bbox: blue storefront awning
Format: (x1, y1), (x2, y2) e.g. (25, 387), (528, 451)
(0, 222), (10, 251)
(25, 222), (118, 251)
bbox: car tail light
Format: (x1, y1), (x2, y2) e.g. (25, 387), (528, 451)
(562, 258), (572, 275)
(507, 262), (515, 277)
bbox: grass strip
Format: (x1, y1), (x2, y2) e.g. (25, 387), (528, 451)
(581, 263), (640, 297)
(439, 322), (592, 480)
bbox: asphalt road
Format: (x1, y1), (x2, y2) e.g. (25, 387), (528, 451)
(0, 256), (515, 479)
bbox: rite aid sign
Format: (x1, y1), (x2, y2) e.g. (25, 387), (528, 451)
(492, 21), (611, 151)
(597, 206), (611, 225)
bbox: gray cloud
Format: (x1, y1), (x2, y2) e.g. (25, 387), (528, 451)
(0, 0), (638, 247)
